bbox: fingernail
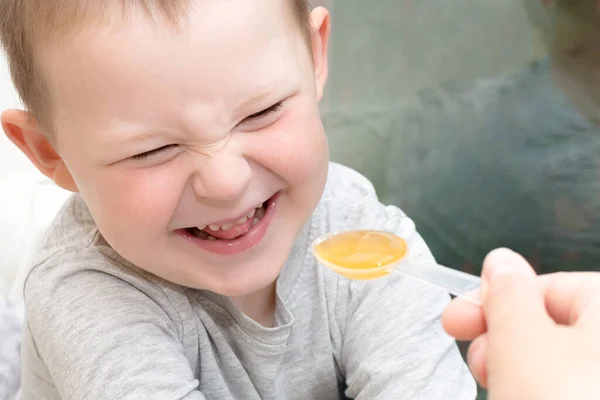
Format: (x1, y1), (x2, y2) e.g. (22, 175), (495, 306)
(484, 248), (521, 280)
(480, 248), (520, 301)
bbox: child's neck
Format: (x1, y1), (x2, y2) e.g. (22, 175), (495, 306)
(230, 282), (277, 328)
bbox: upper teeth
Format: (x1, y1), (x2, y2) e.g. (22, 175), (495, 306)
(198, 206), (263, 232)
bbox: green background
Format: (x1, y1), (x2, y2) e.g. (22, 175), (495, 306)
(319, 2), (600, 398)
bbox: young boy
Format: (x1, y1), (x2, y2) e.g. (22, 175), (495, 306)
(0, 0), (476, 398)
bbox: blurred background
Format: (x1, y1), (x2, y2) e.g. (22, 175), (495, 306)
(3, 1), (600, 399)
(317, 1), (600, 398)
(322, 0), (600, 278)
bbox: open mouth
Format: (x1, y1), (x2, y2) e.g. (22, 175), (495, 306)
(178, 192), (279, 255)
(184, 201), (268, 241)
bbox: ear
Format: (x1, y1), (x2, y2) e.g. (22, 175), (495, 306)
(1, 109), (78, 192)
(310, 7), (331, 101)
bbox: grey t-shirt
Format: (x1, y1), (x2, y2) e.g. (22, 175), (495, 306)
(18, 163), (476, 399)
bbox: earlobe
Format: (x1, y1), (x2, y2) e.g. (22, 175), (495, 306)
(310, 7), (331, 101)
(1, 109), (78, 192)
(52, 162), (78, 192)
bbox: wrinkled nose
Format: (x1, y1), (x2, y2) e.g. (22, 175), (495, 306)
(191, 152), (252, 202)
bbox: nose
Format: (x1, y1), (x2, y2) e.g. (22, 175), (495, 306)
(191, 151), (252, 202)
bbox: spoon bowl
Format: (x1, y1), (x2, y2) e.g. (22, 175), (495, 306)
(311, 230), (408, 280)
(312, 230), (482, 305)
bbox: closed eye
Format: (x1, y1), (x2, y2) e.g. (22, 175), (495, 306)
(245, 101), (283, 121)
(132, 144), (177, 160)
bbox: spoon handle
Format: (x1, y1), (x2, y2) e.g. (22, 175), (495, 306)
(389, 261), (482, 305)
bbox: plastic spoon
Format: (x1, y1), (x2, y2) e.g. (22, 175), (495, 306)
(312, 230), (482, 305)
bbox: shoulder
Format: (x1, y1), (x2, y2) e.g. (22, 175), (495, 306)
(318, 162), (379, 230)
(32, 194), (101, 266)
(23, 244), (193, 366)
(28, 194), (165, 296)
(25, 197), (187, 335)
(27, 194), (146, 296)
(316, 163), (413, 235)
(25, 239), (184, 319)
(324, 162), (378, 202)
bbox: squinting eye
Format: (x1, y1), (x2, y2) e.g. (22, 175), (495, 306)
(245, 101), (284, 121)
(132, 144), (177, 160)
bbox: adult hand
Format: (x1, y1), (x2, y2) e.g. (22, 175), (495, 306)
(442, 248), (600, 400)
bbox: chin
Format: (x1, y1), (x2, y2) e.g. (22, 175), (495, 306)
(193, 248), (290, 297)
(207, 267), (280, 297)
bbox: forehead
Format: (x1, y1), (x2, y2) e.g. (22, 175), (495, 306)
(37, 0), (309, 136)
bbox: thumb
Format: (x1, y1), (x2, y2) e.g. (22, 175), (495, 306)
(481, 248), (552, 344)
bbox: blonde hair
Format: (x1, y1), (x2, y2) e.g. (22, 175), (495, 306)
(0, 0), (312, 131)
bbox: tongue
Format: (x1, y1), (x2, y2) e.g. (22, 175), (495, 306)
(203, 217), (255, 240)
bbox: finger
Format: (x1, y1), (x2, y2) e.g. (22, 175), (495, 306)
(538, 272), (600, 327)
(482, 249), (553, 345)
(442, 297), (486, 341)
(443, 271), (600, 338)
(466, 334), (488, 388)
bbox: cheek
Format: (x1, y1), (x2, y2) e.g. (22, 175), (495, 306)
(252, 104), (329, 184)
(71, 161), (185, 238)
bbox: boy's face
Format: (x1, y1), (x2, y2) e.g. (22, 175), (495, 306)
(36, 1), (330, 296)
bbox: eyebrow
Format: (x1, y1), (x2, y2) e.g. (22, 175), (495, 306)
(236, 78), (291, 110)
(92, 128), (173, 159)
(244, 89), (278, 106)
(106, 130), (165, 148)
(99, 79), (296, 150)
